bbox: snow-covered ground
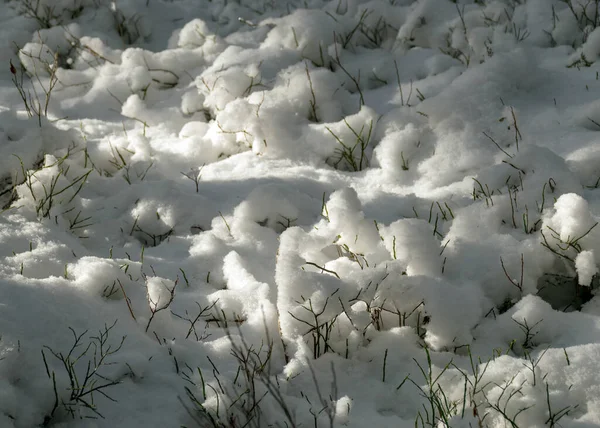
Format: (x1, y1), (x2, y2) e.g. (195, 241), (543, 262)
(1, 0), (600, 426)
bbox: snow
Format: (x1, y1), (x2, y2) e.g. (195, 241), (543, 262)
(1, 0), (600, 426)
(576, 251), (599, 287)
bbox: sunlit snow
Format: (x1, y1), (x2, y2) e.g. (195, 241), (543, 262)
(1, 0), (600, 427)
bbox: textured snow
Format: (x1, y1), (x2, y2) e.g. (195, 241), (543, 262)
(1, 0), (600, 427)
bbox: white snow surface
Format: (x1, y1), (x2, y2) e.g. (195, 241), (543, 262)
(1, 0), (600, 427)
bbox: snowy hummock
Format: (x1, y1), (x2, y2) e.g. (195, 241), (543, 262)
(1, 0), (600, 427)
